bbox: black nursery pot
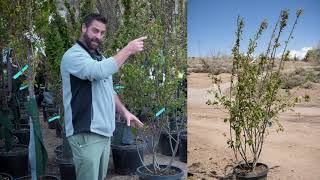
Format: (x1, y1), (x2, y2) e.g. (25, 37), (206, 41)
(12, 124), (30, 145)
(136, 164), (184, 180)
(0, 145), (29, 178)
(111, 142), (146, 175)
(0, 172), (13, 180)
(15, 175), (60, 180)
(55, 154), (76, 180)
(234, 163), (269, 180)
(0, 135), (19, 149)
(178, 133), (187, 163)
(158, 132), (179, 156)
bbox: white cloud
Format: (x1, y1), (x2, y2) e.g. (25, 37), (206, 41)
(289, 47), (312, 60)
(276, 47), (312, 60)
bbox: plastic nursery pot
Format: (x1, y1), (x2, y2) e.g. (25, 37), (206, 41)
(19, 116), (29, 124)
(178, 133), (187, 163)
(158, 132), (179, 156)
(12, 124), (30, 145)
(136, 164), (184, 180)
(0, 172), (13, 180)
(0, 145), (29, 178)
(0, 135), (19, 149)
(15, 175), (60, 180)
(111, 141), (146, 175)
(55, 154), (76, 180)
(234, 163), (268, 180)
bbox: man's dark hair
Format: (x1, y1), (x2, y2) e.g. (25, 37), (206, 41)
(83, 13), (107, 27)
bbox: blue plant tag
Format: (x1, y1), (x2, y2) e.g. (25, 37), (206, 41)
(48, 115), (60, 122)
(13, 64), (29, 79)
(19, 84), (29, 90)
(155, 107), (166, 117)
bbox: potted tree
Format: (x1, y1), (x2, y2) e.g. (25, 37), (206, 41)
(206, 9), (303, 179)
(109, 1), (187, 179)
(43, 3), (77, 180)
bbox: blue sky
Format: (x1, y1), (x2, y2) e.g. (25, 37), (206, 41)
(188, 0), (320, 58)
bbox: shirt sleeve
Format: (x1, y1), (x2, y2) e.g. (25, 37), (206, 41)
(61, 48), (119, 81)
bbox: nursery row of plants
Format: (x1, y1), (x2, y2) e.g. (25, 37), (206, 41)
(1, 0), (187, 180)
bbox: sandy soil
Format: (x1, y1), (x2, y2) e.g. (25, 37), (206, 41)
(187, 72), (320, 180)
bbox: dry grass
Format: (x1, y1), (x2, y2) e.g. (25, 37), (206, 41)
(280, 67), (320, 89)
(188, 57), (320, 89)
(187, 57), (232, 74)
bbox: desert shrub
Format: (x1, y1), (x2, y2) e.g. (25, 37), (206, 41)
(281, 68), (316, 89)
(304, 48), (320, 63)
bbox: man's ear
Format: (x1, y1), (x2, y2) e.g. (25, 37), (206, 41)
(81, 23), (87, 33)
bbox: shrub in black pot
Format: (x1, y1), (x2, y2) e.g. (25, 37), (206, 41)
(206, 9), (303, 179)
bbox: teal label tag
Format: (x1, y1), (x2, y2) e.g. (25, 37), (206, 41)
(13, 64), (29, 79)
(155, 107), (166, 117)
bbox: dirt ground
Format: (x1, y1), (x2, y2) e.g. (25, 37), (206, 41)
(187, 65), (320, 179)
(39, 113), (187, 180)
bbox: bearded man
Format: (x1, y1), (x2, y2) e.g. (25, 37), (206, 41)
(60, 13), (146, 180)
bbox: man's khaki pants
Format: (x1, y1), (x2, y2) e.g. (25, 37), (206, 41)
(68, 133), (111, 180)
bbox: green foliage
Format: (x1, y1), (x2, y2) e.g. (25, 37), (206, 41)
(110, 0), (186, 120)
(43, 2), (70, 104)
(207, 9), (303, 172)
(110, 0), (187, 173)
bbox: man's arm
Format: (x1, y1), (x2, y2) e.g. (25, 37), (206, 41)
(115, 94), (144, 128)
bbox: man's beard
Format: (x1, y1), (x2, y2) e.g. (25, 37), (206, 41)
(83, 32), (101, 51)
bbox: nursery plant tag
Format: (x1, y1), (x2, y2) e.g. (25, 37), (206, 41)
(13, 64), (29, 79)
(155, 107), (166, 117)
(114, 85), (125, 90)
(19, 84), (29, 90)
(48, 115), (60, 122)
